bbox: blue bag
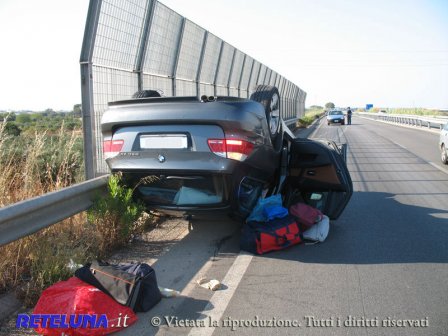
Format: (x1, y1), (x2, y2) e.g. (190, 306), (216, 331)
(246, 194), (284, 222)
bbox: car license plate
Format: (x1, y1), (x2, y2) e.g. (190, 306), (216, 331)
(334, 120), (340, 123)
(140, 134), (188, 149)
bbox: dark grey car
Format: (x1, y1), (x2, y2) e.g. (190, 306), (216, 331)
(101, 86), (352, 219)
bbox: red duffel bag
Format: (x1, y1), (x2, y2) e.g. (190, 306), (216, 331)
(32, 277), (138, 336)
(289, 202), (324, 230)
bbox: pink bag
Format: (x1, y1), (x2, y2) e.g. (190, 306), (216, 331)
(289, 203), (324, 230)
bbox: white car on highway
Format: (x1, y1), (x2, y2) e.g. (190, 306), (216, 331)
(326, 110), (345, 125)
(440, 123), (448, 164)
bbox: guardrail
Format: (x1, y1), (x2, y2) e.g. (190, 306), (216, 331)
(0, 176), (109, 247)
(356, 112), (447, 130)
(0, 115), (301, 248)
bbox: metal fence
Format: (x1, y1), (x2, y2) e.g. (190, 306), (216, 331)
(357, 112), (447, 130)
(80, 0), (306, 178)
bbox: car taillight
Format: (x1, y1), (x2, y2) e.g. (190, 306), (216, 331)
(207, 139), (226, 158)
(207, 139), (254, 161)
(103, 139), (124, 159)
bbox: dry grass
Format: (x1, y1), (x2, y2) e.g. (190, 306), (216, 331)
(0, 119), (83, 206)
(0, 117), (88, 305)
(0, 118), (149, 307)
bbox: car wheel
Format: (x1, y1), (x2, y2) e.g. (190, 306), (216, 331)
(132, 90), (164, 98)
(341, 121), (345, 125)
(442, 144), (448, 164)
(250, 85), (281, 143)
(327, 122), (330, 126)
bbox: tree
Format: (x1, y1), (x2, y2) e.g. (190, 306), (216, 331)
(73, 104), (82, 118)
(16, 114), (31, 124)
(30, 113), (43, 121)
(5, 122), (21, 136)
(325, 102), (335, 109)
(0, 112), (16, 122)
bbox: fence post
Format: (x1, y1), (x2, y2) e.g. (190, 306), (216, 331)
(227, 49), (237, 96)
(80, 0), (103, 180)
(237, 55), (247, 97)
(172, 18), (186, 96)
(135, 0), (156, 91)
(213, 41), (224, 96)
(196, 31), (208, 97)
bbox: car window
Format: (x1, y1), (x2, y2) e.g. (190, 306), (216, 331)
(330, 111), (343, 115)
(444, 123), (448, 131)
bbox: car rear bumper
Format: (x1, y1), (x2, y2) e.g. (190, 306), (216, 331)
(327, 118), (345, 124)
(107, 151), (239, 174)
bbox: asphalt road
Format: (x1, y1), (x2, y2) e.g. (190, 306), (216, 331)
(7, 116), (446, 336)
(115, 116), (448, 336)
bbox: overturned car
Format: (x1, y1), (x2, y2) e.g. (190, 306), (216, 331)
(101, 85), (352, 220)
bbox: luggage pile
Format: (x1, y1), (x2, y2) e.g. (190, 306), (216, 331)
(240, 194), (330, 255)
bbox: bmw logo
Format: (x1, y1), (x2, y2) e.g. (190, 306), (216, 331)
(158, 154), (166, 163)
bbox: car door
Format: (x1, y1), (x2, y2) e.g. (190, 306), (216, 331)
(284, 138), (353, 219)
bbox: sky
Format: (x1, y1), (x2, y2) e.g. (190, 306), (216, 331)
(0, 0), (447, 111)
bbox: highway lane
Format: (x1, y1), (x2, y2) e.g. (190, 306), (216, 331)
(327, 115), (448, 174)
(115, 116), (448, 336)
(206, 116), (448, 336)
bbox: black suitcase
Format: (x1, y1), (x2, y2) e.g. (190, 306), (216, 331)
(75, 260), (162, 312)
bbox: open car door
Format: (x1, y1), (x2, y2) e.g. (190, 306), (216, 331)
(284, 138), (352, 219)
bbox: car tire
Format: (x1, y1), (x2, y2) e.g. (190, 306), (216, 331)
(327, 122), (330, 126)
(341, 121), (345, 125)
(441, 144), (448, 164)
(132, 90), (164, 98)
(250, 85), (281, 144)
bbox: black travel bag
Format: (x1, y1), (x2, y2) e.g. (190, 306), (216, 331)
(75, 260), (161, 312)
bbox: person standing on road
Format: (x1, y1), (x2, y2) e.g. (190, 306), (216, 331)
(347, 107), (352, 125)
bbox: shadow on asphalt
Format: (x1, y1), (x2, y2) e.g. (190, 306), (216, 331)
(263, 191), (448, 265)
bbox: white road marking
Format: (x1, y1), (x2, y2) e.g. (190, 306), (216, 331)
(393, 142), (407, 149)
(428, 161), (448, 175)
(187, 252), (254, 336)
(309, 117), (325, 139)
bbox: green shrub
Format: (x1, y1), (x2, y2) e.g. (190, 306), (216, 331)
(87, 172), (146, 256)
(297, 109), (324, 128)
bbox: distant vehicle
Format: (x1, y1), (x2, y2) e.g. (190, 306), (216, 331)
(378, 110), (388, 115)
(100, 86), (353, 220)
(440, 123), (448, 164)
(326, 110), (345, 125)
